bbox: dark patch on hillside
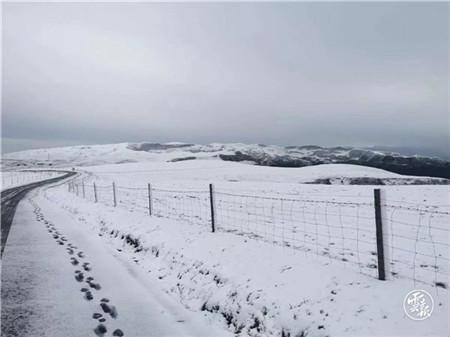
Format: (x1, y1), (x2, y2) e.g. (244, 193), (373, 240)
(128, 143), (193, 151)
(219, 150), (450, 179)
(310, 177), (449, 185)
(168, 156), (197, 162)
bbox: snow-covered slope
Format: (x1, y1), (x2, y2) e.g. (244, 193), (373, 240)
(2, 142), (449, 183)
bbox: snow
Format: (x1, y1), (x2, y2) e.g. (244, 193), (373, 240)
(3, 144), (449, 336)
(2, 188), (232, 337)
(1, 170), (64, 190)
(2, 142), (447, 180)
(4, 142), (447, 186)
(41, 176), (449, 337)
(77, 161), (409, 198)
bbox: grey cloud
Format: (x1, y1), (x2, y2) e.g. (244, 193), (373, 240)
(2, 2), (448, 154)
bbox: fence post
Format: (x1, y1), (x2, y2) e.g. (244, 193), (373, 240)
(374, 188), (386, 281)
(82, 180), (85, 198)
(93, 183), (98, 203)
(209, 183), (216, 233)
(68, 182), (71, 192)
(147, 183), (152, 216)
(112, 182), (117, 207)
(76, 183), (79, 196)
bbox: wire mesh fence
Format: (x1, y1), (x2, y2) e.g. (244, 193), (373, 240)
(382, 203), (449, 289)
(152, 187), (211, 226)
(1, 171), (62, 190)
(66, 179), (449, 289)
(215, 191), (379, 273)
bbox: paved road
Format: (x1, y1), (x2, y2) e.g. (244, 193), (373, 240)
(1, 171), (76, 257)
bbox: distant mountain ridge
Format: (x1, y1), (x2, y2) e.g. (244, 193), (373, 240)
(128, 143), (450, 179)
(3, 142), (449, 180)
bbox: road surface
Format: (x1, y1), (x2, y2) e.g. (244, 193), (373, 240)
(1, 174), (230, 337)
(1, 171), (76, 256)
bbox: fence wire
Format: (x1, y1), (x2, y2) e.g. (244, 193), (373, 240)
(2, 171), (62, 189)
(66, 179), (449, 289)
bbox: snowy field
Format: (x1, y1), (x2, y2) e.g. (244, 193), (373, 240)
(69, 161), (450, 287)
(3, 144), (449, 337)
(39, 157), (448, 337)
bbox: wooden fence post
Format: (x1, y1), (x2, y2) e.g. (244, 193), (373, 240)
(209, 184), (216, 233)
(112, 182), (117, 207)
(374, 188), (386, 281)
(147, 183), (152, 215)
(82, 180), (85, 198)
(93, 183), (98, 203)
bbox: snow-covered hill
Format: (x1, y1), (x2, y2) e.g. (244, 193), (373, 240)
(2, 142), (449, 183)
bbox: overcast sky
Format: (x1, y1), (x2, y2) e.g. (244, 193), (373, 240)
(2, 2), (449, 155)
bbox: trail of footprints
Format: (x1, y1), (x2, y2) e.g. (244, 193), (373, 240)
(30, 200), (124, 337)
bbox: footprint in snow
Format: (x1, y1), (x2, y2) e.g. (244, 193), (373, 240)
(94, 324), (107, 336)
(84, 291), (94, 301)
(87, 280), (101, 290)
(100, 301), (118, 319)
(75, 271), (84, 282)
(112, 329), (124, 336)
(70, 257), (79, 266)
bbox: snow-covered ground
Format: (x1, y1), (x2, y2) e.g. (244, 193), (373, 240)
(3, 142), (449, 184)
(1, 170), (64, 190)
(3, 144), (449, 336)
(44, 163), (449, 337)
